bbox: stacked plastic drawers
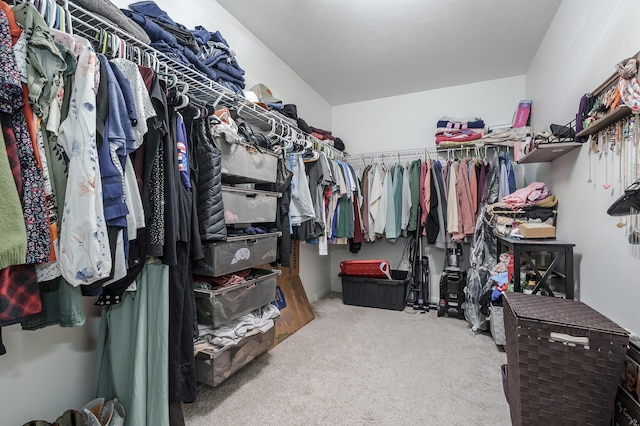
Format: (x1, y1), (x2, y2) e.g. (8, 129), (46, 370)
(193, 137), (281, 387)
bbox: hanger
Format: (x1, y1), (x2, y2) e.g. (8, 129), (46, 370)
(109, 33), (120, 59)
(63, 0), (73, 34)
(174, 80), (190, 109)
(38, 0), (47, 21)
(53, 3), (61, 30)
(156, 62), (178, 89)
(46, 0), (57, 29)
(142, 50), (151, 68)
(267, 118), (278, 142)
(101, 30), (109, 55)
(176, 94), (189, 109)
(130, 46), (140, 64)
(119, 37), (126, 59)
(191, 98), (209, 119)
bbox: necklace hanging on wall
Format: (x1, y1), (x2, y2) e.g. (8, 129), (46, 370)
(603, 128), (611, 190)
(617, 119), (629, 228)
(587, 146), (593, 184)
(629, 114), (640, 182)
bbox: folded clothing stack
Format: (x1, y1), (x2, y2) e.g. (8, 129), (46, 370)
(122, 1), (245, 93)
(435, 116), (485, 146)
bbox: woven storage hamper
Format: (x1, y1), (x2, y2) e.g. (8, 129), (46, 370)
(504, 293), (628, 426)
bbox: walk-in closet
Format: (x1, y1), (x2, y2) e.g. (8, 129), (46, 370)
(1, 1), (640, 425)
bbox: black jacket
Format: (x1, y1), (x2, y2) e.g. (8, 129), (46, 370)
(194, 119), (227, 242)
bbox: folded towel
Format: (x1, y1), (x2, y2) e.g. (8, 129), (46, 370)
(72, 0), (151, 45)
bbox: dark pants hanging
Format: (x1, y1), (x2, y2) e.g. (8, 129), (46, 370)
(168, 241), (197, 406)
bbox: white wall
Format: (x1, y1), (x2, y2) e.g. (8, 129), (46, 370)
(330, 76), (527, 299)
(1, 303), (101, 425)
(0, 1), (333, 424)
(333, 75), (525, 155)
(115, 0), (333, 129)
(525, 0), (640, 335)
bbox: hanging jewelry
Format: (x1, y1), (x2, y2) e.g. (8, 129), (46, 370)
(617, 119), (628, 228)
(635, 115), (640, 183)
(603, 128), (611, 190)
(587, 145), (593, 183)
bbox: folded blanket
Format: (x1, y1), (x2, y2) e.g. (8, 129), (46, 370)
(436, 118), (485, 129)
(72, 0), (151, 44)
(478, 126), (534, 145)
(435, 131), (483, 145)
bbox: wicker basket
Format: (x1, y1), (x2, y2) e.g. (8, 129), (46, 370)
(504, 293), (628, 426)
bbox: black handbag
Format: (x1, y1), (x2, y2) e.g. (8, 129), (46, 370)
(237, 121), (269, 150)
(607, 181), (640, 216)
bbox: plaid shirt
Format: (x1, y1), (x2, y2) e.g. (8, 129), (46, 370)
(0, 264), (41, 324)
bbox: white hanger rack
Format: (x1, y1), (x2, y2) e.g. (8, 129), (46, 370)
(346, 147), (438, 165)
(60, 0), (345, 160)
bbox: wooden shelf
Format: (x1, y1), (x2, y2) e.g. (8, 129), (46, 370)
(517, 142), (582, 164)
(575, 106), (632, 138)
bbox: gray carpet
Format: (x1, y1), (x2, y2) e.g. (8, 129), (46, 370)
(184, 293), (511, 426)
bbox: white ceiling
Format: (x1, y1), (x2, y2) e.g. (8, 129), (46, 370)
(217, 0), (562, 106)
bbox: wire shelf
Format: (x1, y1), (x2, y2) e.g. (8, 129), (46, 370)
(64, 0), (344, 159)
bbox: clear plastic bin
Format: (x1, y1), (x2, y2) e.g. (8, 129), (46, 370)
(222, 186), (279, 225)
(194, 269), (279, 327)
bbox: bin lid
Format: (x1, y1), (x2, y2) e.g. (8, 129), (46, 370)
(504, 292), (628, 336)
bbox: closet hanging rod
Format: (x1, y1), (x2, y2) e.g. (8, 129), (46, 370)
(60, 0), (344, 160)
(346, 147), (438, 161)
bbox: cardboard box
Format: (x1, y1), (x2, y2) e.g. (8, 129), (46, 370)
(258, 240), (313, 347)
(278, 240), (300, 280)
(271, 275), (314, 347)
(518, 223), (556, 239)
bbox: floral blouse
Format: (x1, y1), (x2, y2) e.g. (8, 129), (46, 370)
(57, 37), (112, 286)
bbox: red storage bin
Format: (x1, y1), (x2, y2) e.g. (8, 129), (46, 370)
(339, 260), (392, 280)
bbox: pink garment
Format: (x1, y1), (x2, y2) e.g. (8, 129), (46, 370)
(502, 182), (549, 208)
(453, 158), (475, 241)
(419, 162), (427, 227)
(435, 131), (483, 144)
(470, 160), (478, 218)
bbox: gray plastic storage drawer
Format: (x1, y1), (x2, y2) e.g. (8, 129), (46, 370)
(220, 140), (279, 184)
(489, 305), (505, 346)
(193, 232), (280, 277)
(195, 325), (275, 387)
(222, 186), (279, 225)
(194, 269), (279, 328)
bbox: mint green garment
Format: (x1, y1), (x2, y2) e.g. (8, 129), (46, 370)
(392, 164), (404, 239)
(93, 262), (170, 426)
(336, 166), (351, 238)
(21, 278), (85, 330)
(407, 160), (421, 232)
(385, 167), (398, 241)
(12, 2), (66, 120)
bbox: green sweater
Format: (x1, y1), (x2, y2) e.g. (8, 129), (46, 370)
(0, 131), (27, 269)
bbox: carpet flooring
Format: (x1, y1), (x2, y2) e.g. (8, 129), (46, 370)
(184, 292), (511, 425)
